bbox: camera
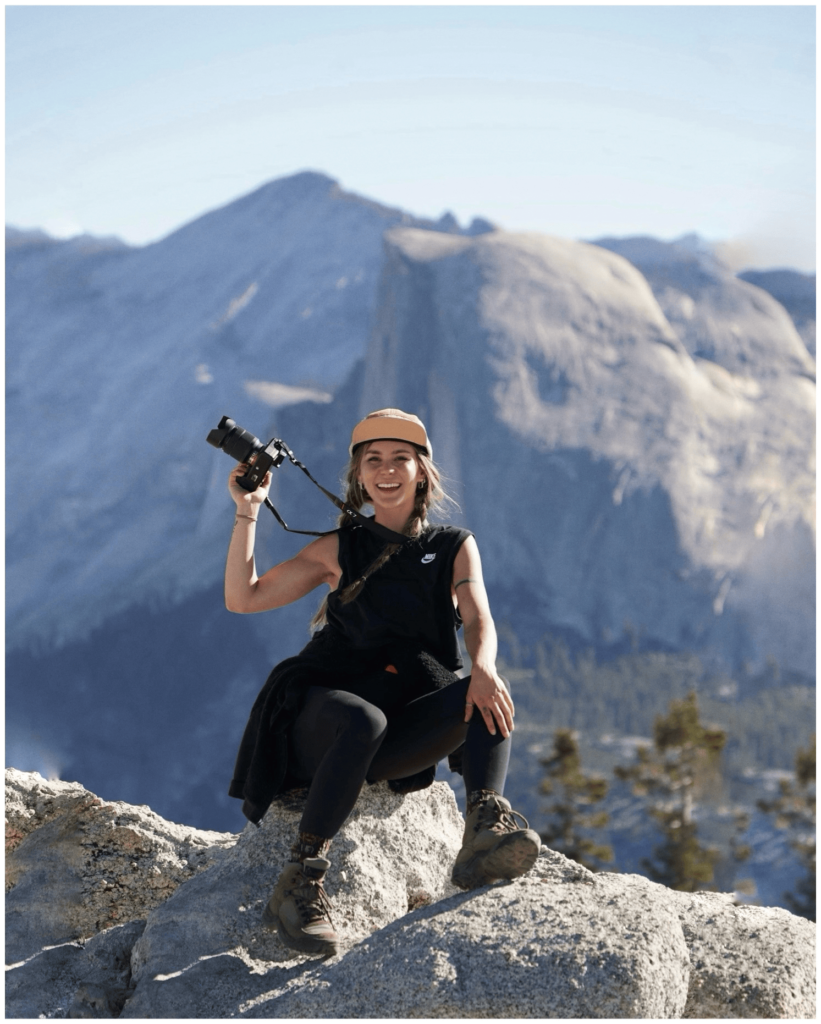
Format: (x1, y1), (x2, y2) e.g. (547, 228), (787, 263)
(206, 416), (290, 492)
(207, 414), (408, 543)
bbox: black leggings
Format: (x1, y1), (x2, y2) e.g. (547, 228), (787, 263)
(288, 675), (511, 838)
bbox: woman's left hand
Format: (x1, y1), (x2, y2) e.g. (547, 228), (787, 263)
(464, 666), (514, 738)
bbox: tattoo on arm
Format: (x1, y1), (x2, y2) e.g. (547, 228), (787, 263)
(454, 577), (478, 589)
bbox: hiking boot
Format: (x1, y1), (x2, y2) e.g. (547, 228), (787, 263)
(451, 793), (541, 890)
(262, 856), (339, 956)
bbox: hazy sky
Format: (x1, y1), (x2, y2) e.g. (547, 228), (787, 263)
(5, 4), (816, 271)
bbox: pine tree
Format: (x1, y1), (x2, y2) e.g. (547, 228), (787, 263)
(758, 734), (816, 920)
(614, 691), (726, 891)
(540, 728), (614, 872)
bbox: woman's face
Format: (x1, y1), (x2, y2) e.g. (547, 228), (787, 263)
(357, 441), (425, 512)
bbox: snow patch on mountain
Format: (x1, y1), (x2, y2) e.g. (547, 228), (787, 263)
(243, 380), (333, 408)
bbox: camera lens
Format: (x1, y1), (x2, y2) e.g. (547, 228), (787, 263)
(206, 417), (264, 464)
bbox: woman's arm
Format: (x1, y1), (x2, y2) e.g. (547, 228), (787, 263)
(452, 536), (515, 738)
(224, 463), (341, 614)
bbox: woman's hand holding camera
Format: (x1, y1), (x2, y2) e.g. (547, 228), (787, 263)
(228, 462), (272, 518)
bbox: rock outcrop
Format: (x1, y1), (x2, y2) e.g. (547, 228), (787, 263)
(5, 769), (235, 964)
(6, 769), (815, 1019)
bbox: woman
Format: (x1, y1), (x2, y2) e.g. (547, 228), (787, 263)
(225, 408), (540, 956)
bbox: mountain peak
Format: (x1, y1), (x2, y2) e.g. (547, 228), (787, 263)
(246, 168), (339, 201)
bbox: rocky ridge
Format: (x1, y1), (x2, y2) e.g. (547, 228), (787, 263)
(6, 769), (815, 1018)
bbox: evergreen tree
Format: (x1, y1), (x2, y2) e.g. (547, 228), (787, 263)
(540, 728), (614, 871)
(758, 734), (816, 921)
(614, 691), (726, 891)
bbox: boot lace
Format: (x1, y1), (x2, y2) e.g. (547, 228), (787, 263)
(477, 802), (531, 836)
(293, 876), (336, 928)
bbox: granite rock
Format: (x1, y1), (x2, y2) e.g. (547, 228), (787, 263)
(122, 778), (464, 1017)
(668, 886), (817, 1018)
(5, 768), (234, 964)
(5, 769), (816, 1019)
(267, 851), (691, 1019)
(5, 920), (145, 1019)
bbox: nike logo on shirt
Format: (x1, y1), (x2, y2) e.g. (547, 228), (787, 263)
(421, 553), (436, 564)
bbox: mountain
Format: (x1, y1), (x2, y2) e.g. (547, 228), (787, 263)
(6, 171), (492, 650)
(6, 173), (814, 848)
(6, 172), (414, 648)
(353, 226), (814, 670)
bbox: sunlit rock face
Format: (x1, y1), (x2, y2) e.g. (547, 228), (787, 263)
(6, 771), (816, 1021)
(334, 226), (814, 675)
(736, 266), (816, 358)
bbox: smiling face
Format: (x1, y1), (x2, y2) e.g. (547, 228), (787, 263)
(357, 440), (426, 514)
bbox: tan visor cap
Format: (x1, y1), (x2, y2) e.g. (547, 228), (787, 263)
(349, 415), (431, 456)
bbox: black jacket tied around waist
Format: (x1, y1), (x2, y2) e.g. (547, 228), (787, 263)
(229, 523), (473, 824)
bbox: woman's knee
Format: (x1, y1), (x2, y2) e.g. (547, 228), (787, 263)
(323, 691), (388, 746)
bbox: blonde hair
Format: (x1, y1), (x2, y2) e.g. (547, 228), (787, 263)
(310, 409), (452, 631)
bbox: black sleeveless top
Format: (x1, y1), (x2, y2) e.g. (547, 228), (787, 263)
(229, 521), (473, 822)
(326, 522), (473, 671)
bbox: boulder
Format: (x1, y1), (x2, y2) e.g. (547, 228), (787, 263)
(5, 769), (816, 1019)
(6, 770), (464, 1018)
(6, 769), (91, 858)
(268, 852), (691, 1019)
(5, 920), (145, 1019)
(668, 886), (817, 1018)
(123, 778), (465, 1017)
(5, 768), (235, 964)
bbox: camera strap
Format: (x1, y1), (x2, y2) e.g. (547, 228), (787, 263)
(262, 449), (412, 546)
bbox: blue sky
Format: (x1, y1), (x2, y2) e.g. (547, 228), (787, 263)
(5, 4), (816, 270)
